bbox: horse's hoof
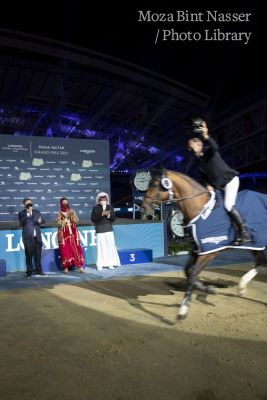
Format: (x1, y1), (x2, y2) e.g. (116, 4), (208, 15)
(193, 281), (206, 292)
(178, 304), (188, 319)
(238, 286), (246, 296)
(207, 286), (217, 295)
(177, 313), (187, 320)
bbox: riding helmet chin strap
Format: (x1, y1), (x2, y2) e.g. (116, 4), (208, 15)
(161, 176), (174, 202)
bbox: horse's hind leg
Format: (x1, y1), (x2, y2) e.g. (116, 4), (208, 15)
(178, 253), (215, 319)
(238, 250), (267, 296)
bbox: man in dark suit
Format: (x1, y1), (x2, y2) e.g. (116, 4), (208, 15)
(18, 198), (47, 278)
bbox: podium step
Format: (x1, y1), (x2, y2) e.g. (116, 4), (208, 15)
(0, 259), (6, 277)
(118, 248), (153, 265)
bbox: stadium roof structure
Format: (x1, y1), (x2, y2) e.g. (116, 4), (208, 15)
(0, 29), (209, 172)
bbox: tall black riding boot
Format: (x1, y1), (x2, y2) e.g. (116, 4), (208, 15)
(228, 206), (252, 245)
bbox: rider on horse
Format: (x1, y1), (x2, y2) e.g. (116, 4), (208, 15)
(187, 119), (252, 246)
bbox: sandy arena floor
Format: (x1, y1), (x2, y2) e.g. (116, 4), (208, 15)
(0, 263), (266, 400)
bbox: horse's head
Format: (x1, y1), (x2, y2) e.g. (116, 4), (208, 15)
(142, 168), (210, 222)
(142, 168), (171, 217)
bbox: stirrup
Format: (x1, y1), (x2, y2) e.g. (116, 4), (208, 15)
(232, 235), (252, 246)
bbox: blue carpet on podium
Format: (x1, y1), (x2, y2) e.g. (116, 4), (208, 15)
(0, 249), (259, 292)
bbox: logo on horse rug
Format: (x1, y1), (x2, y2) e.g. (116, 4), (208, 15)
(186, 189), (267, 255)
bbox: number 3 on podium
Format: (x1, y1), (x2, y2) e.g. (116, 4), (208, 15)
(130, 253), (135, 262)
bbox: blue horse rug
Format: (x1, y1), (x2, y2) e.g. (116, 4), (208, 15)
(186, 189), (267, 255)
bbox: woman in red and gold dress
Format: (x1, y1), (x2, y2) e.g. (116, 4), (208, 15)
(56, 198), (84, 273)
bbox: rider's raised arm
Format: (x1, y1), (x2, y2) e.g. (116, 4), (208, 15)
(200, 121), (219, 152)
(204, 136), (219, 152)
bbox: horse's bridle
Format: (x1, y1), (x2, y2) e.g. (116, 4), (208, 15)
(145, 190), (209, 204)
(143, 176), (212, 221)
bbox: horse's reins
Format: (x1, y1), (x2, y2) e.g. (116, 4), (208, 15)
(145, 190), (209, 204)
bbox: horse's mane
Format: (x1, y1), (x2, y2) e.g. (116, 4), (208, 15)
(168, 170), (206, 192)
(150, 167), (206, 192)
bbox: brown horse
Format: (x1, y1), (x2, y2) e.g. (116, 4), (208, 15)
(142, 169), (267, 319)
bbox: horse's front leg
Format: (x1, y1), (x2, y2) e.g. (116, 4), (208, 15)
(178, 253), (199, 320)
(178, 253), (215, 320)
(184, 252), (198, 278)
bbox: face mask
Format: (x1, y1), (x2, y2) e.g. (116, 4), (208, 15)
(25, 203), (33, 209)
(60, 202), (69, 211)
(100, 200), (107, 210)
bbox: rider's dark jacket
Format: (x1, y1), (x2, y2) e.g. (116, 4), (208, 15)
(193, 137), (238, 189)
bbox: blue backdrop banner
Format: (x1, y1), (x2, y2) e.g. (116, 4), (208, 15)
(0, 134), (110, 221)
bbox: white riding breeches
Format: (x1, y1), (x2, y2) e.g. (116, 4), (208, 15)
(223, 176), (240, 211)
